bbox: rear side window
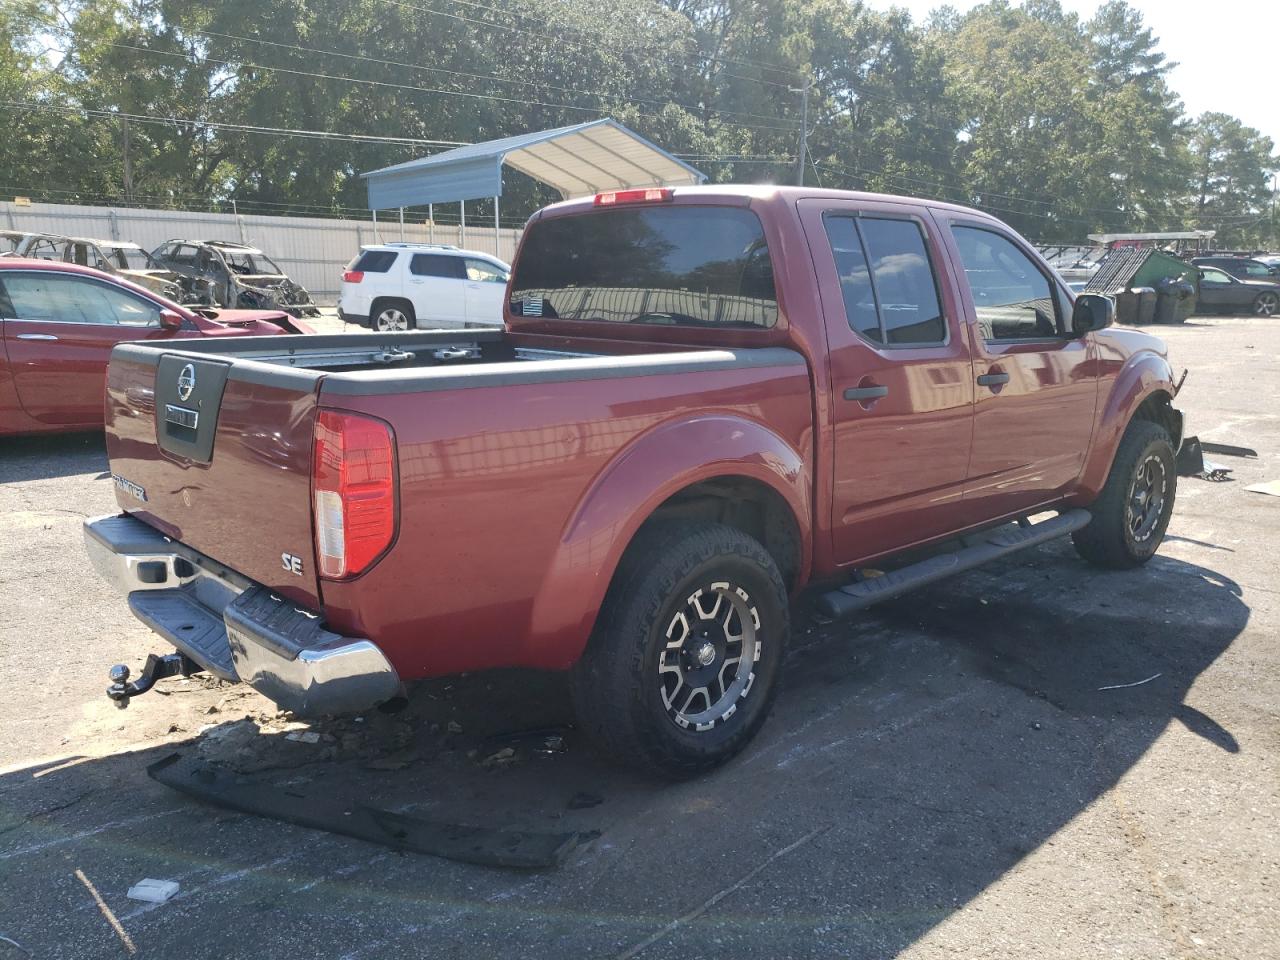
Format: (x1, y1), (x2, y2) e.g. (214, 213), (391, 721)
(353, 250), (399, 273)
(824, 216), (946, 345)
(410, 253), (463, 279)
(952, 226), (1060, 341)
(510, 206), (777, 328)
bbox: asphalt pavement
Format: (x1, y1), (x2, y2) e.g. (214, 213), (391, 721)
(0, 316), (1276, 959)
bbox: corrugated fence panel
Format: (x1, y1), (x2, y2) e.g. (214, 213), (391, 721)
(1, 201), (522, 304)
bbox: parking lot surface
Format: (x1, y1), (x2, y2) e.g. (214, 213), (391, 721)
(1, 316), (1277, 959)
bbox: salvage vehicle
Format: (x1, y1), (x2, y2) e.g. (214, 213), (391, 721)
(1194, 265), (1280, 316)
(0, 230), (30, 256)
(338, 242), (510, 330)
(151, 239), (321, 317)
(0, 259), (314, 437)
(8, 231), (67, 261)
(61, 237), (207, 304)
(86, 185), (1195, 777)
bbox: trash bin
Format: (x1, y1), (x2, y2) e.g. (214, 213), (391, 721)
(1113, 288), (1138, 324)
(1133, 287), (1157, 325)
(1155, 278), (1195, 324)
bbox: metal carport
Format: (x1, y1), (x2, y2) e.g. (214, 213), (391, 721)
(360, 118), (706, 249)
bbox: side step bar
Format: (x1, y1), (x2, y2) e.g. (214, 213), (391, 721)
(817, 508), (1092, 619)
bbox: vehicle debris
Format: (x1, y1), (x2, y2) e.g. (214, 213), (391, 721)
(126, 879), (180, 904)
(147, 753), (595, 869)
(1098, 673), (1162, 691)
(1245, 481), (1280, 497)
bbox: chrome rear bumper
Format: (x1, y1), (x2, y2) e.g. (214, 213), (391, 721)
(84, 514), (400, 716)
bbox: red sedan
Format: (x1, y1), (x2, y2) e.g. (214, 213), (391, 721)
(0, 258), (314, 436)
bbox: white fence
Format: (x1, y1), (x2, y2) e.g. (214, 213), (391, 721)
(1, 201), (523, 304)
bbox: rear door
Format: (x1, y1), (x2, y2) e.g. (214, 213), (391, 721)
(799, 198), (975, 565)
(0, 270), (183, 425)
(408, 253), (466, 325)
(462, 257), (508, 325)
(937, 217), (1097, 519)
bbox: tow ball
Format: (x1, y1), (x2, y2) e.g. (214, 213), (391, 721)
(107, 653), (200, 709)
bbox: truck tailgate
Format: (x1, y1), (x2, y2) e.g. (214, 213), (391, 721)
(104, 343), (324, 607)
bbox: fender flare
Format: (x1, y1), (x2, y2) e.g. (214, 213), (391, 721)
(523, 414), (812, 669)
(1075, 351), (1176, 501)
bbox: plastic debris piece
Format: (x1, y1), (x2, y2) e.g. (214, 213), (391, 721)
(1098, 672), (1161, 691)
(285, 731), (321, 744)
(126, 879), (179, 904)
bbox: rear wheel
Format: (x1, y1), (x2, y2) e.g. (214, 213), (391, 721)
(1073, 420), (1176, 569)
(570, 522), (788, 778)
(1253, 291), (1279, 317)
(371, 299), (415, 331)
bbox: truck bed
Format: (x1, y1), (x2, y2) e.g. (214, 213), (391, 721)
(103, 328), (812, 677)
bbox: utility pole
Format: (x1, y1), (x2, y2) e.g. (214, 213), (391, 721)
(791, 74), (813, 187)
(120, 115), (134, 205)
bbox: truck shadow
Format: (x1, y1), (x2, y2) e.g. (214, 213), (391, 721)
(0, 431), (107, 483)
(0, 543), (1248, 959)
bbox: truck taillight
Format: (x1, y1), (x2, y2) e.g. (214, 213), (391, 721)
(312, 410), (397, 579)
(343, 270), (364, 283)
(594, 188), (673, 206)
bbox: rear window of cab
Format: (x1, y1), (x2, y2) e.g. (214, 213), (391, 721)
(510, 206), (777, 329)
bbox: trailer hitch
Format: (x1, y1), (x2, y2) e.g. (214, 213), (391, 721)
(107, 653), (200, 708)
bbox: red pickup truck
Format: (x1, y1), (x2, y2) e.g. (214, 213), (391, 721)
(85, 186), (1192, 777)
(0, 259), (313, 436)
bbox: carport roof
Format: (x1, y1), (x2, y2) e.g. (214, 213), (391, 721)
(361, 119), (706, 209)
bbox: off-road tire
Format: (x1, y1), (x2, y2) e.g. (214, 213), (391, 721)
(1072, 419), (1176, 569)
(370, 298), (416, 331)
(570, 521), (789, 779)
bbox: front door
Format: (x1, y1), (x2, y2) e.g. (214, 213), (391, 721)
(0, 271), (179, 425)
(462, 257), (509, 325)
(937, 218), (1098, 520)
(1194, 267), (1238, 311)
(799, 199), (975, 566)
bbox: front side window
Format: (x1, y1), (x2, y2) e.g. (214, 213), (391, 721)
(411, 253), (463, 279)
(510, 205), (777, 328)
(0, 273), (160, 326)
(1200, 268), (1232, 284)
(952, 226), (1060, 341)
(823, 215), (946, 345)
(26, 239), (63, 261)
(465, 258), (507, 283)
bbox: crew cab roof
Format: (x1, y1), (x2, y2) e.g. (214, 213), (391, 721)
(533, 184), (1007, 225)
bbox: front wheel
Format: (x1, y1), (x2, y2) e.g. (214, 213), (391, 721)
(1073, 420), (1176, 569)
(570, 522), (788, 778)
(1253, 291), (1279, 317)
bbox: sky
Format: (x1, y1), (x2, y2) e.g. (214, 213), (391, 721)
(886, 0), (1280, 154)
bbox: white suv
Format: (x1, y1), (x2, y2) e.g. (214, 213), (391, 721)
(337, 243), (511, 331)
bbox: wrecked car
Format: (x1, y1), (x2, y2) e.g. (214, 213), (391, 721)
(6, 231), (68, 261)
(60, 237), (210, 305)
(150, 239), (321, 317)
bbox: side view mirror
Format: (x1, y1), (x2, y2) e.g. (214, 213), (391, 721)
(158, 308), (185, 331)
(1071, 293), (1113, 336)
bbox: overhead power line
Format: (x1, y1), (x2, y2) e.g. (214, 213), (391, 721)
(0, 99), (463, 146)
(93, 39), (799, 136)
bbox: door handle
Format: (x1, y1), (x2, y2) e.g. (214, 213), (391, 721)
(16, 333), (59, 341)
(976, 372), (1010, 387)
(844, 385), (889, 401)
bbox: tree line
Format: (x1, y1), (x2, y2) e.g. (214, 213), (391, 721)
(3, 0), (1276, 246)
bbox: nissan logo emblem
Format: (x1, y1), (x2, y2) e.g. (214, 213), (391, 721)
(177, 363), (196, 402)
